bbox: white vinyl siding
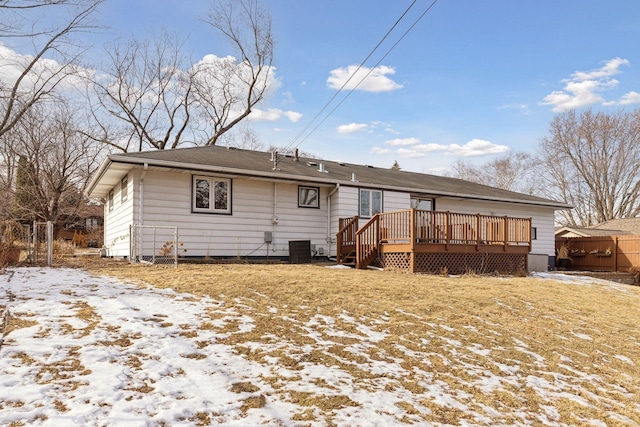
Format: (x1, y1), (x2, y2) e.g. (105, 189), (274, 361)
(104, 173), (135, 257)
(383, 191), (409, 212)
(138, 170), (332, 258)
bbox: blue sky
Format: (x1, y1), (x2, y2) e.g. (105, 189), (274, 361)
(9, 0), (640, 173)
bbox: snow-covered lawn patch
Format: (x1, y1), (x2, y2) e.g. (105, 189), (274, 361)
(1, 265), (639, 426)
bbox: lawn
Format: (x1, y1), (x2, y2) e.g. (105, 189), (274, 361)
(1, 261), (639, 426)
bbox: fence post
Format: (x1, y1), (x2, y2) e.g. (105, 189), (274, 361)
(46, 221), (53, 267)
(614, 236), (618, 272)
(32, 221), (38, 264)
(174, 227), (179, 267)
(152, 227), (156, 264)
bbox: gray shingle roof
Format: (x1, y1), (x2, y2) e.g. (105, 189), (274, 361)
(89, 145), (570, 208)
(591, 218), (640, 234)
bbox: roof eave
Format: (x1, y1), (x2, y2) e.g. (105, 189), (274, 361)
(97, 154), (573, 210)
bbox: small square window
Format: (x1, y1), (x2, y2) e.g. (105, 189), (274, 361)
(298, 186), (319, 208)
(121, 175), (128, 202)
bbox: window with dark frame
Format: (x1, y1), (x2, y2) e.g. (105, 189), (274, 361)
(298, 186), (319, 208)
(108, 190), (114, 211)
(121, 175), (128, 202)
(192, 175), (231, 214)
(359, 188), (382, 217)
(532, 227), (537, 240)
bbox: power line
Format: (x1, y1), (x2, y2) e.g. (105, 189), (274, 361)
(291, 0), (440, 151)
(282, 0), (425, 152)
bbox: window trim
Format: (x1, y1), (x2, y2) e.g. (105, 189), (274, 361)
(108, 189), (114, 211)
(191, 175), (232, 215)
(359, 188), (383, 218)
(531, 227), (537, 240)
(121, 175), (128, 202)
(298, 185), (320, 208)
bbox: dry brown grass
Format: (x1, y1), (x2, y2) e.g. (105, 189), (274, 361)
(84, 261), (640, 425)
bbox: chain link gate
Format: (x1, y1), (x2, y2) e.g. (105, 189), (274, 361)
(130, 225), (179, 267)
(33, 221), (53, 266)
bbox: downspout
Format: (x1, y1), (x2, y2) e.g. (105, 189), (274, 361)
(271, 182), (279, 254)
(327, 184), (340, 258)
(136, 163), (148, 260)
(139, 163), (148, 226)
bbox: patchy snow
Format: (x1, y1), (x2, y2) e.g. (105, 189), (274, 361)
(1, 267), (638, 426)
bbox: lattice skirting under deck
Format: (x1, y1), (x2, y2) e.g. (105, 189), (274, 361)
(377, 252), (527, 275)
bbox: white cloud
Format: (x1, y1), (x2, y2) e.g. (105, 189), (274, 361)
(540, 58), (630, 112)
(448, 139), (509, 156)
(249, 108), (302, 123)
(571, 57), (629, 80)
(620, 91), (640, 105)
(327, 65), (403, 93)
(497, 103), (530, 115)
(337, 123), (369, 134)
(384, 137), (420, 146)
(371, 147), (392, 155)
(0, 42), (94, 93)
(395, 139), (509, 159)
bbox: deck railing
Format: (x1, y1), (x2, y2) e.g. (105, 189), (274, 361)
(344, 209), (532, 269)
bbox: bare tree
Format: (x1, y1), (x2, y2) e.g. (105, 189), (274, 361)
(0, 101), (103, 228)
(88, 31), (194, 152)
(196, 0), (274, 146)
(448, 151), (542, 195)
(87, 0), (274, 153)
(540, 109), (640, 226)
(0, 0), (103, 139)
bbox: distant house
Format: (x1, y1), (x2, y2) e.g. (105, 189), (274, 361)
(87, 146), (570, 272)
(56, 203), (104, 246)
(556, 218), (640, 239)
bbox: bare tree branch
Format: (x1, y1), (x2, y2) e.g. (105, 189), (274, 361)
(540, 108), (640, 226)
(0, 0), (103, 139)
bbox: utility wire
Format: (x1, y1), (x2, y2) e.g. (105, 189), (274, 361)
(282, 0), (421, 152)
(291, 0), (439, 150)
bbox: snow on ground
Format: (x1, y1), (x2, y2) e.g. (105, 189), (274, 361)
(0, 267), (638, 426)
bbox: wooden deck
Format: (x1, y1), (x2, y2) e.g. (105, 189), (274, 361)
(337, 209), (531, 274)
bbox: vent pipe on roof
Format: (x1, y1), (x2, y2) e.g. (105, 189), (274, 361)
(272, 151), (279, 171)
(351, 172), (358, 182)
(294, 148), (299, 161)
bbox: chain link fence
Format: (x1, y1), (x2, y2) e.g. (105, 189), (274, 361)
(33, 221), (53, 266)
(130, 225), (179, 267)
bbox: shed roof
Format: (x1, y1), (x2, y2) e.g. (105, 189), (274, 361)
(87, 145), (571, 209)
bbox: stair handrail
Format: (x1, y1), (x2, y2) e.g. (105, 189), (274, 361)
(355, 214), (380, 269)
(336, 216), (358, 264)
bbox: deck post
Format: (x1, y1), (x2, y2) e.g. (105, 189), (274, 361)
(410, 208), (416, 273)
(503, 216), (508, 252)
(445, 211), (450, 251)
(476, 214), (481, 251)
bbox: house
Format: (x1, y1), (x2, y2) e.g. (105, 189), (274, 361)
(555, 218), (640, 239)
(56, 203), (104, 246)
(87, 146), (570, 272)
(555, 226), (627, 239)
